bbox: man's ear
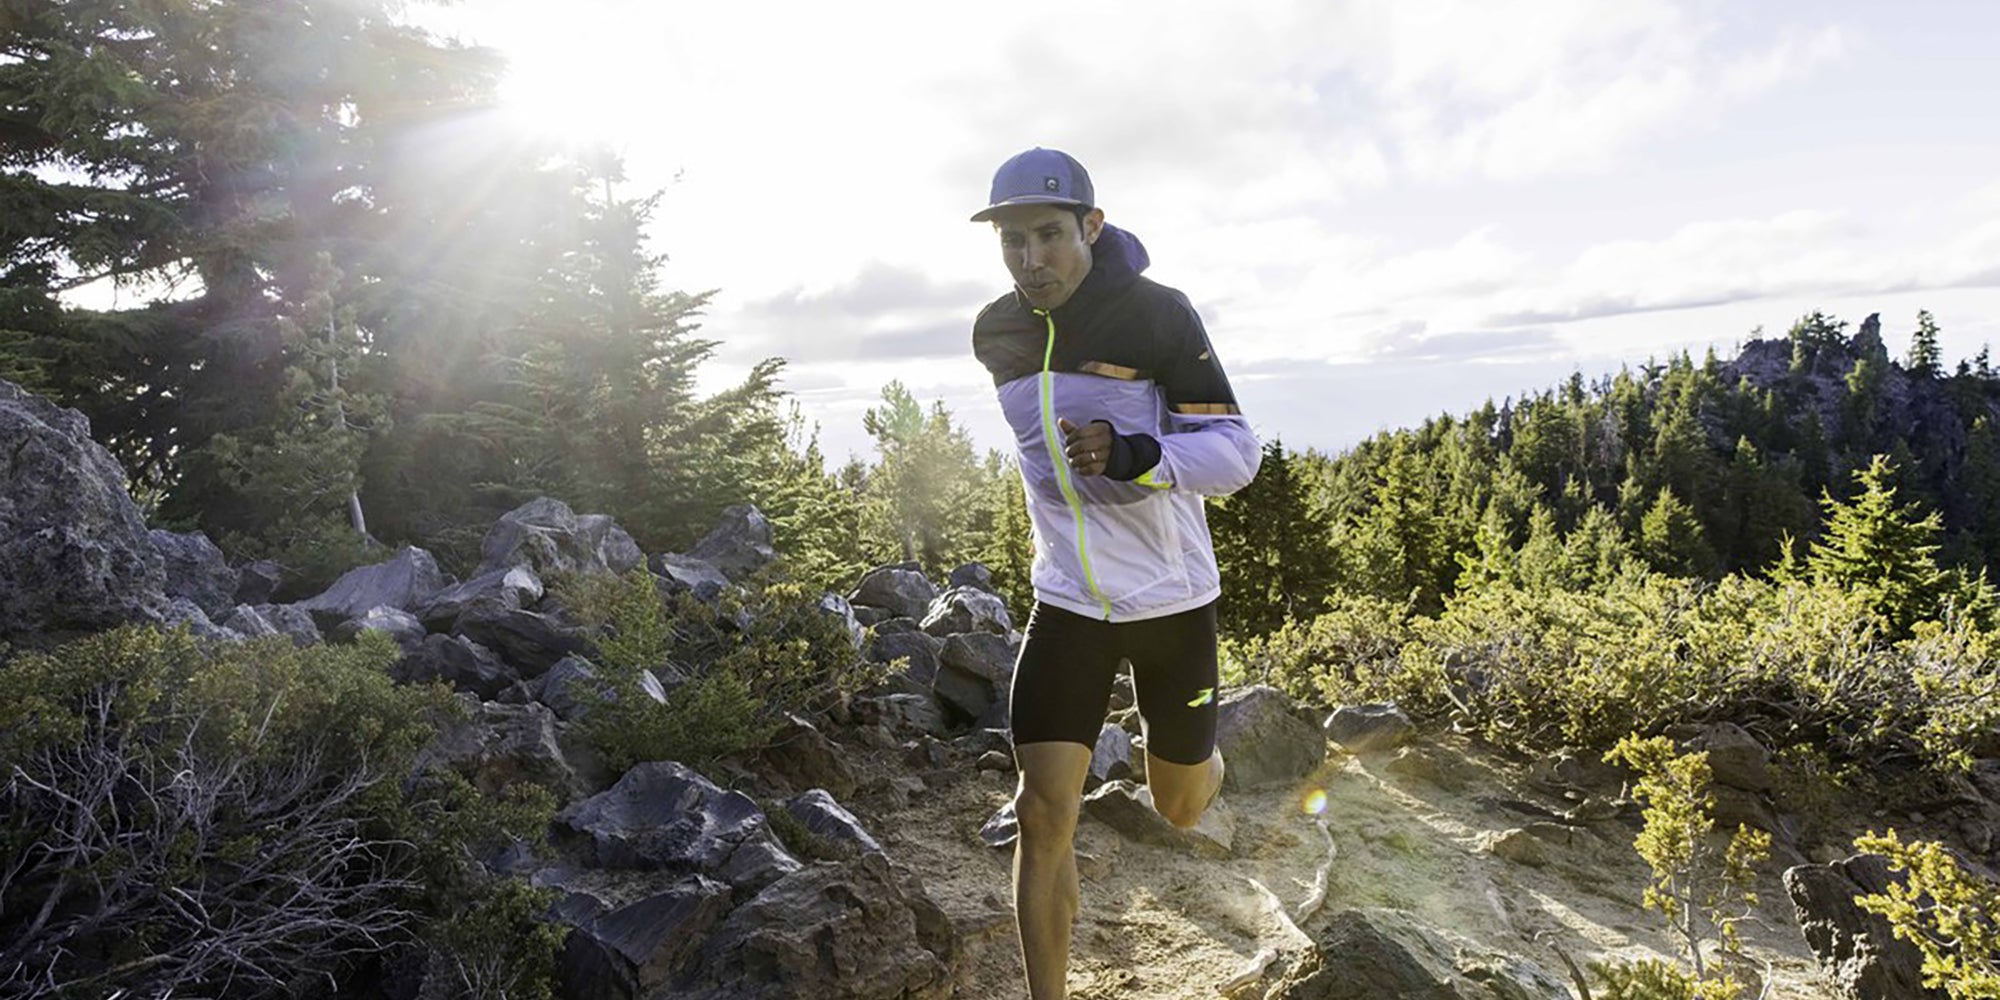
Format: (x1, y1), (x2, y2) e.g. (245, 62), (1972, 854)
(1083, 207), (1105, 244)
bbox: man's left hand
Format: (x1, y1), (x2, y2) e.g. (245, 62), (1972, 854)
(1057, 418), (1114, 476)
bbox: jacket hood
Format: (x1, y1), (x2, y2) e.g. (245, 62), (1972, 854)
(1090, 224), (1150, 286)
(1026, 223), (1148, 315)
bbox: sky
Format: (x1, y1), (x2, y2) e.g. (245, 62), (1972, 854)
(406, 0), (2000, 465)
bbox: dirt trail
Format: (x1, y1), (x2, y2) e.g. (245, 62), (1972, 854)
(862, 733), (1833, 1000)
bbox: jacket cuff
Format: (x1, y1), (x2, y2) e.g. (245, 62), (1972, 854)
(1094, 421), (1161, 481)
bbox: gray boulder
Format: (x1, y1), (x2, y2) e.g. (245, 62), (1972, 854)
(849, 563), (937, 621)
(220, 603), (321, 647)
(1088, 724), (1135, 789)
(932, 631), (1016, 722)
(296, 546), (445, 629)
(549, 875), (733, 1000)
(650, 552), (731, 598)
(150, 530), (239, 619)
(817, 592), (864, 651)
(1217, 685), (1325, 789)
(755, 715), (858, 799)
(1082, 780), (1233, 858)
(980, 801), (1019, 848)
(557, 762), (800, 895)
(453, 603), (593, 677)
(685, 853), (953, 1000)
(685, 503), (778, 581)
(853, 691), (951, 739)
(419, 697), (593, 803)
(477, 496), (643, 579)
(1269, 907), (1571, 999)
(1686, 721), (1773, 793)
(417, 565), (543, 631)
(866, 630), (945, 684)
(947, 562), (997, 594)
(539, 655), (668, 722)
(1324, 702), (1415, 754)
(539, 655), (607, 721)
(232, 559), (281, 605)
(920, 586), (1012, 637)
(219, 603), (280, 640)
(0, 378), (167, 640)
(786, 788), (884, 855)
(331, 605), (427, 652)
(1785, 854), (1945, 1000)
(397, 633), (515, 699)
(159, 598), (236, 642)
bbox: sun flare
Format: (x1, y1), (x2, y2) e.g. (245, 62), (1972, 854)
(486, 19), (655, 151)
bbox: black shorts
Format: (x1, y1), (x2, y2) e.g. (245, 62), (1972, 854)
(1009, 600), (1219, 766)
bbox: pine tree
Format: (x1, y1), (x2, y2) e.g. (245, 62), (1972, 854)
(971, 457), (1038, 621)
(197, 253), (388, 587)
(1906, 309), (1943, 378)
(1341, 441), (1451, 612)
(858, 382), (984, 573)
(1, 0), (506, 514)
(1209, 439), (1335, 637)
(1806, 455), (1952, 636)
(746, 404), (867, 593)
(1639, 487), (1716, 579)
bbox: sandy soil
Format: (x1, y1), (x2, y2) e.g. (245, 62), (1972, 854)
(855, 731), (1847, 1000)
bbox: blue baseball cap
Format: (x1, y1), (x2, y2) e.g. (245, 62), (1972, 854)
(970, 147), (1094, 222)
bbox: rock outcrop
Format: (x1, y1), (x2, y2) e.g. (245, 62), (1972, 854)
(478, 496), (645, 579)
(1, 378), (167, 640)
(1785, 853), (1946, 1000)
(1217, 686), (1326, 789)
(1269, 907), (1571, 999)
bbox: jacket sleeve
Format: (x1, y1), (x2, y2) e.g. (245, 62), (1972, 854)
(1136, 294), (1261, 497)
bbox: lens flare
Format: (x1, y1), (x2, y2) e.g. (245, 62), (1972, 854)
(1303, 789), (1328, 816)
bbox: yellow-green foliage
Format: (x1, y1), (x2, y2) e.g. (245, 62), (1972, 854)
(558, 570), (882, 770)
(1247, 568), (1997, 776)
(1590, 957), (1698, 1000)
(1853, 830), (2000, 999)
(1223, 591), (1414, 707)
(1900, 614), (2000, 772)
(0, 626), (559, 1000)
(1606, 735), (1770, 996)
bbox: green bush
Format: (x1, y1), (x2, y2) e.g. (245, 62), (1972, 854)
(1223, 591), (1415, 709)
(1253, 569), (1998, 778)
(556, 570), (883, 771)
(1589, 958), (1699, 1000)
(1605, 735), (1769, 998)
(1853, 830), (2000, 999)
(0, 626), (559, 1000)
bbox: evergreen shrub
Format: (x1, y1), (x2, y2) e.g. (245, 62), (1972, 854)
(0, 627), (558, 1000)
(556, 570), (884, 770)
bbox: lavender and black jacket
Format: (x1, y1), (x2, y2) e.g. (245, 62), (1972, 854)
(972, 225), (1261, 622)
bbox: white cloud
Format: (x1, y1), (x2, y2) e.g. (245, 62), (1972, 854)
(404, 0), (1985, 462)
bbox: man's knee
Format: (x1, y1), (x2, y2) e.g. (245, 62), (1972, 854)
(1014, 785), (1081, 847)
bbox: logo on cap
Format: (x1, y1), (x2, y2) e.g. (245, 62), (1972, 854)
(1044, 176), (1060, 192)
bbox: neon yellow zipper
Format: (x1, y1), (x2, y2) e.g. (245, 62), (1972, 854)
(1036, 310), (1113, 619)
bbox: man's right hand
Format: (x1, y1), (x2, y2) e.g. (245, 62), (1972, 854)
(1057, 418), (1113, 477)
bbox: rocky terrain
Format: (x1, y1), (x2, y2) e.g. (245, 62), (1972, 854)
(4, 374), (1996, 999)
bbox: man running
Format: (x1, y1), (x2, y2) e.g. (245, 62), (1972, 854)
(969, 147), (1261, 999)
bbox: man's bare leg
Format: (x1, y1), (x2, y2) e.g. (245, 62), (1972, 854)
(1144, 748), (1224, 829)
(1013, 741), (1093, 1000)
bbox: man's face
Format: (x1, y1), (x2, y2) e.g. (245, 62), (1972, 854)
(991, 204), (1103, 310)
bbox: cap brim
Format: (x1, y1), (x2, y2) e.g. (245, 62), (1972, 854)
(969, 195), (1087, 222)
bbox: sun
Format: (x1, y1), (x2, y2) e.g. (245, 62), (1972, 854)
(489, 33), (647, 152)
